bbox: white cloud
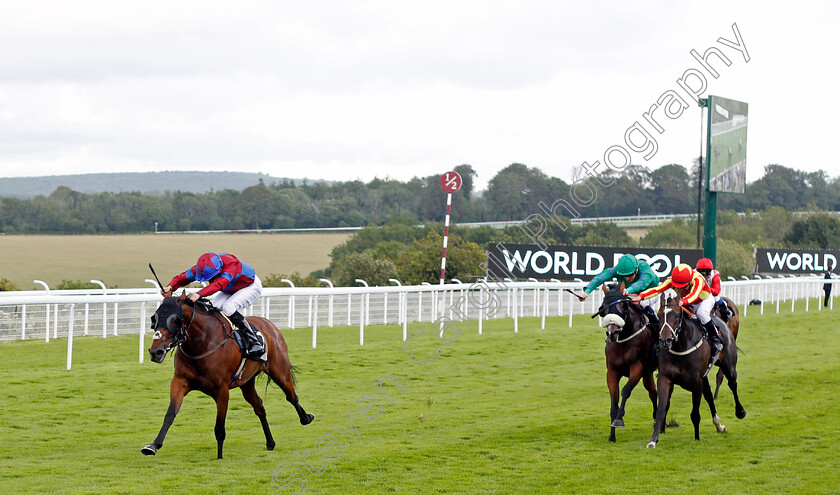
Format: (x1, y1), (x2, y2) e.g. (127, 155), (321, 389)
(0, 1), (838, 191)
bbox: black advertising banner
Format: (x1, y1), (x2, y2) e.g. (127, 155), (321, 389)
(486, 243), (704, 281)
(756, 248), (838, 274)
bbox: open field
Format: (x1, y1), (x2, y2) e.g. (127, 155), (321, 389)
(0, 301), (837, 494)
(0, 233), (352, 289)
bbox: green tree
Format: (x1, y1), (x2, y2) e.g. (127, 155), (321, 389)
(639, 218), (696, 248)
(395, 232), (485, 284)
(783, 213), (840, 249)
(333, 252), (398, 287)
(0, 277), (20, 291)
(716, 239), (755, 278)
(262, 271), (321, 287)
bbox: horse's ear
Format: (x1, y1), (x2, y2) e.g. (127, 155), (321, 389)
(177, 292), (187, 302)
(618, 281), (625, 293)
(659, 293), (666, 308)
(602, 285), (608, 295)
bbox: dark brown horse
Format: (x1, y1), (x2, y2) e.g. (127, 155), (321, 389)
(142, 294), (314, 459)
(598, 283), (658, 443)
(713, 296), (740, 400)
(647, 294), (746, 448)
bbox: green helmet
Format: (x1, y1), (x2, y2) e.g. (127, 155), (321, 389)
(615, 254), (639, 276)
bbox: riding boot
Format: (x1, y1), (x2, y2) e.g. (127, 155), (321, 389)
(229, 311), (266, 362)
(703, 320), (723, 365)
(716, 300), (731, 322)
(644, 306), (660, 339)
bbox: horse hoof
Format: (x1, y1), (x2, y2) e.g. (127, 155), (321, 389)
(301, 413), (314, 425)
(267, 442), (276, 451)
(646, 441), (656, 449)
(609, 436), (616, 443)
(141, 444), (157, 456)
(611, 419), (625, 428)
(736, 408), (746, 419)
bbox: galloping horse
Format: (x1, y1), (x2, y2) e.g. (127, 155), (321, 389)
(713, 296), (740, 400)
(597, 283), (658, 443)
(142, 294), (314, 459)
(647, 294), (746, 448)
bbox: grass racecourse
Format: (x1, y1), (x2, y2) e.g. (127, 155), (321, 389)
(0, 233), (352, 289)
(0, 300), (838, 494)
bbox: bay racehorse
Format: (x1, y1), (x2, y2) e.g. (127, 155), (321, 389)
(142, 294), (314, 459)
(647, 294), (746, 448)
(597, 283), (658, 443)
(713, 296), (740, 400)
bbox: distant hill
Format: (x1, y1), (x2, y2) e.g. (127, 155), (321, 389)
(0, 171), (316, 198)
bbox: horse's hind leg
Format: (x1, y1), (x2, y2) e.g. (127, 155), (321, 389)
(702, 377), (726, 432)
(642, 372), (657, 421)
(241, 378), (276, 451)
(142, 377), (189, 456)
(722, 364), (747, 419)
(268, 366), (314, 425)
(714, 368), (724, 400)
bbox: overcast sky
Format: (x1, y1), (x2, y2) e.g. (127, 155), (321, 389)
(0, 1), (836, 191)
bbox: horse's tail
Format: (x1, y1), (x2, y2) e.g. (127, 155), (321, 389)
(289, 364), (299, 387)
(262, 363), (301, 394)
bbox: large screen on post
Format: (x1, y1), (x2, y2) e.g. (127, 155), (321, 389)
(708, 95), (748, 194)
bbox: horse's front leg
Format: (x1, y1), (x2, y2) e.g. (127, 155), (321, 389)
(642, 372), (657, 421)
(613, 363), (645, 428)
(214, 387), (230, 459)
(647, 375), (671, 448)
(607, 368), (620, 443)
(691, 383), (703, 441)
(142, 377), (189, 455)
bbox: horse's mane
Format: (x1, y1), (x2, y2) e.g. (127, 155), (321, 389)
(179, 296), (219, 315)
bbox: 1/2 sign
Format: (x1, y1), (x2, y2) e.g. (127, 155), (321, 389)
(440, 171), (462, 193)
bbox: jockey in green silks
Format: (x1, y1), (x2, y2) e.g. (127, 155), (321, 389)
(579, 254), (662, 337)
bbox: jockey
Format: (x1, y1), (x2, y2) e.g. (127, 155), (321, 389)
(162, 252), (266, 362)
(581, 254), (662, 337)
(696, 257), (731, 322)
(633, 263), (724, 369)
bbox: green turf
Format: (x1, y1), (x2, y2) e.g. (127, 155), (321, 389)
(1, 300), (838, 494)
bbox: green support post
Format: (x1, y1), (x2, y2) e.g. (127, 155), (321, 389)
(702, 96), (716, 265)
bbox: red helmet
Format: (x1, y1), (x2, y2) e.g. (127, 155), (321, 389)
(696, 258), (714, 270)
(671, 263), (694, 288)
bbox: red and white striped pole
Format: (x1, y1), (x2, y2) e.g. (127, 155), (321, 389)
(439, 171), (462, 323)
(440, 191), (452, 286)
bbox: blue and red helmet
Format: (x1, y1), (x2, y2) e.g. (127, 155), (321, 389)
(195, 253), (223, 281)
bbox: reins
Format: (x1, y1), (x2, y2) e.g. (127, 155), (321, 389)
(661, 302), (704, 356)
(159, 299), (235, 360)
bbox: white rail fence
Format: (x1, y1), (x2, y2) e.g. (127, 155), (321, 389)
(1, 277), (837, 369)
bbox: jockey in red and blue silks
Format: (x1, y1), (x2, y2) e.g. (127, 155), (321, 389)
(162, 253), (265, 362)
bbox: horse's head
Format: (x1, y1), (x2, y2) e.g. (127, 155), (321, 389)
(148, 296), (186, 363)
(659, 293), (682, 351)
(599, 282), (630, 343)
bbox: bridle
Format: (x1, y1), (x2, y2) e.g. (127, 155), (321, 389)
(151, 298), (233, 360)
(596, 291), (647, 343)
(660, 301), (704, 355)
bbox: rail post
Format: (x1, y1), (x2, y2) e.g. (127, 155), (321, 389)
(34, 280), (50, 342)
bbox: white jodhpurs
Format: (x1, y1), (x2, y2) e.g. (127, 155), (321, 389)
(211, 276), (262, 316)
(689, 295), (716, 325)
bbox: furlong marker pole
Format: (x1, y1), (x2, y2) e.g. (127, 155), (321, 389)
(439, 192), (452, 335)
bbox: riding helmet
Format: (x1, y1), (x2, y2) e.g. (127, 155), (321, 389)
(696, 258), (714, 270)
(195, 252), (223, 281)
(670, 263), (694, 288)
(615, 254), (639, 276)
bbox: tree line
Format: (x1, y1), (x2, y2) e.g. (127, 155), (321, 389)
(3, 163), (840, 234)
